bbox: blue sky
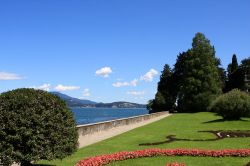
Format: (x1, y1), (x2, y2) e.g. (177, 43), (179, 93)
(0, 0), (249, 104)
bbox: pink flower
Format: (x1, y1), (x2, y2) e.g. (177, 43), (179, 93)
(166, 162), (186, 166)
(76, 148), (250, 166)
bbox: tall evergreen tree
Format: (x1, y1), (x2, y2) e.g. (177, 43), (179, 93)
(148, 33), (224, 113)
(225, 54), (242, 92)
(173, 51), (191, 90)
(216, 58), (227, 91)
(241, 57), (250, 92)
(231, 54), (238, 73)
(149, 64), (176, 113)
(227, 54), (238, 77)
(172, 51), (191, 110)
(236, 57), (250, 92)
(241, 57), (250, 67)
(177, 33), (222, 112)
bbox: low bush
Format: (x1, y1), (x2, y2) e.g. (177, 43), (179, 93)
(0, 88), (78, 166)
(209, 89), (250, 120)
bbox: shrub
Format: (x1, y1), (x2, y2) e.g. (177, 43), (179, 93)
(0, 88), (78, 166)
(209, 89), (250, 120)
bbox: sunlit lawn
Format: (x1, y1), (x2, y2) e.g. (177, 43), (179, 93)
(38, 112), (250, 166)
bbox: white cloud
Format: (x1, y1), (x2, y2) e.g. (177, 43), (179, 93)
(0, 72), (23, 80)
(31, 83), (51, 91)
(83, 88), (90, 97)
(55, 84), (80, 91)
(112, 79), (138, 87)
(127, 91), (145, 96)
(130, 79), (138, 86)
(112, 81), (130, 87)
(95, 67), (112, 78)
(140, 69), (158, 82)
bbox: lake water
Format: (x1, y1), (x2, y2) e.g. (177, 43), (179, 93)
(71, 107), (149, 125)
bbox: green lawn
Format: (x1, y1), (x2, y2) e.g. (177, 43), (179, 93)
(38, 112), (250, 166)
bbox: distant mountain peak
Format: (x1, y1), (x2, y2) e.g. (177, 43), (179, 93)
(50, 91), (97, 106)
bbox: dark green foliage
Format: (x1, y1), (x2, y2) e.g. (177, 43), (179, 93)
(218, 67), (227, 91)
(231, 54), (239, 72)
(215, 58), (227, 91)
(225, 57), (250, 92)
(241, 57), (250, 67)
(149, 64), (176, 113)
(177, 33), (222, 112)
(241, 57), (250, 92)
(209, 89), (250, 120)
(150, 92), (166, 112)
(146, 100), (154, 111)
(0, 88), (78, 166)
(226, 54), (239, 92)
(227, 67), (245, 90)
(227, 54), (238, 75)
(173, 51), (191, 91)
(150, 33), (222, 113)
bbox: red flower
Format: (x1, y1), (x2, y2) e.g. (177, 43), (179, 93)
(76, 148), (250, 166)
(166, 162), (186, 166)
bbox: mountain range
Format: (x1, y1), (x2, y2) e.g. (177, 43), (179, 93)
(51, 92), (146, 108)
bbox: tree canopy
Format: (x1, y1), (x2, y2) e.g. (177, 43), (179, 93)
(148, 33), (222, 112)
(0, 88), (78, 166)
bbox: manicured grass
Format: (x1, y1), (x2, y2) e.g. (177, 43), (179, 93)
(38, 112), (250, 166)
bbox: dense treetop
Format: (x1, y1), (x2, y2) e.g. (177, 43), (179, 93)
(149, 33), (249, 113)
(0, 88), (78, 166)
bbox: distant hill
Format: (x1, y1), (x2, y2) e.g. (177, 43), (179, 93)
(51, 92), (146, 108)
(95, 102), (146, 108)
(51, 92), (97, 107)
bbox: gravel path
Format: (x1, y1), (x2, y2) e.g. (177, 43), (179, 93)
(78, 113), (171, 148)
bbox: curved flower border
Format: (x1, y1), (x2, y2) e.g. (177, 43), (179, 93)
(76, 148), (250, 166)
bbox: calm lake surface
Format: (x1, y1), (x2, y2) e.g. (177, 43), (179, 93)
(71, 107), (149, 125)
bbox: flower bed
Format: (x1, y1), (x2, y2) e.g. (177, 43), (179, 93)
(76, 148), (250, 166)
(166, 162), (186, 166)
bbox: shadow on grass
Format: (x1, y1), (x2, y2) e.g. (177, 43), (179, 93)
(203, 118), (248, 124)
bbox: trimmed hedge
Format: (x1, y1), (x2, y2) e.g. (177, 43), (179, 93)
(0, 88), (78, 166)
(209, 89), (250, 120)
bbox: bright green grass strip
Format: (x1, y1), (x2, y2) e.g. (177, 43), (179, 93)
(38, 112), (250, 166)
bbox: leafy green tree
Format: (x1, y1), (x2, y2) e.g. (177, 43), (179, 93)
(227, 54), (238, 75)
(172, 51), (191, 111)
(214, 58), (227, 91)
(225, 56), (250, 92)
(149, 64), (177, 113)
(241, 57), (250, 67)
(209, 89), (250, 120)
(177, 33), (222, 112)
(232, 54), (239, 72)
(146, 99), (154, 111)
(226, 54), (239, 92)
(239, 57), (250, 92)
(150, 92), (167, 112)
(157, 65), (176, 108)
(0, 88), (78, 166)
(173, 51), (191, 91)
